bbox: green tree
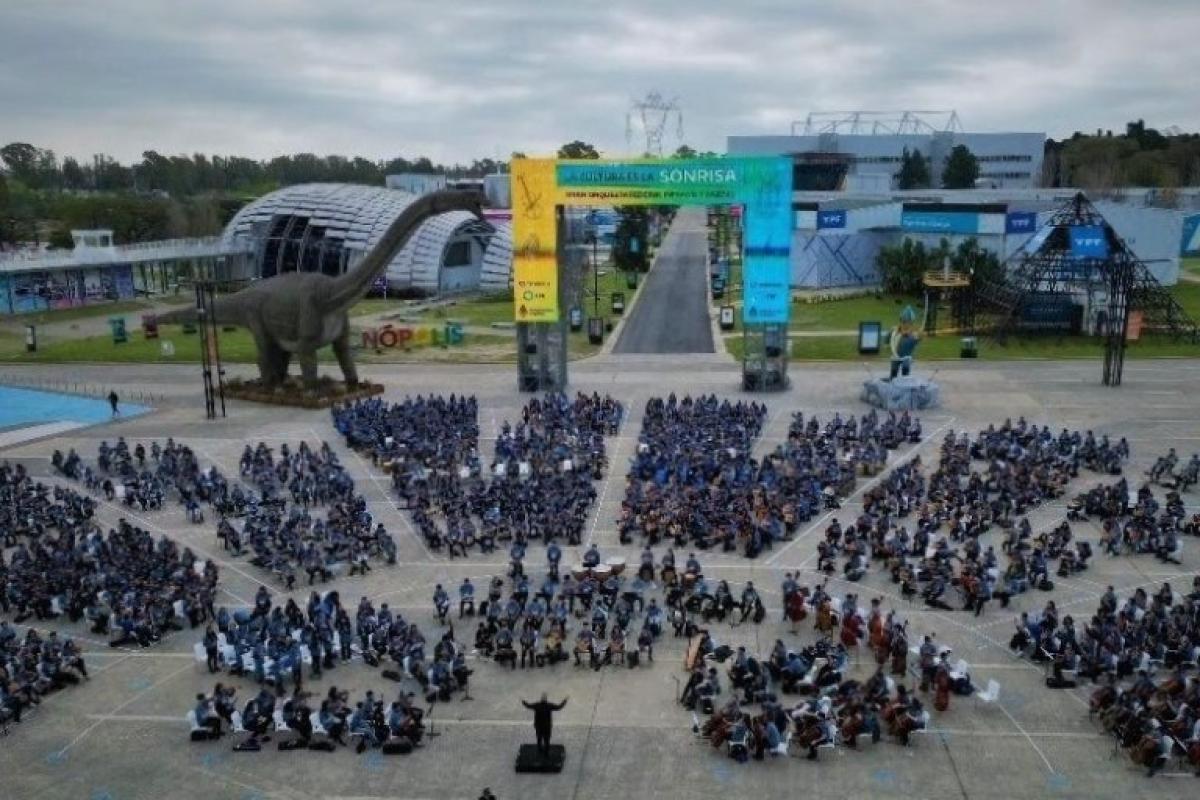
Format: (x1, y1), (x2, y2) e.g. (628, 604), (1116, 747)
(1, 143), (41, 186)
(0, 174), (10, 245)
(876, 237), (951, 295)
(951, 237), (1003, 287)
(47, 225), (75, 250)
(672, 144), (698, 159)
(557, 140), (600, 160)
(61, 156), (87, 190)
(896, 147), (931, 189)
(941, 145), (980, 189)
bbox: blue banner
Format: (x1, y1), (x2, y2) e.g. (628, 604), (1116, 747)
(1005, 212), (1037, 234)
(901, 210), (979, 234)
(1182, 215), (1200, 256)
(816, 209), (846, 229)
(739, 158), (794, 324)
(1069, 225), (1109, 259)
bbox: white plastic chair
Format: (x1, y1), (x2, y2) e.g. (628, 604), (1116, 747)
(193, 642), (209, 668)
(976, 679), (1001, 705)
(228, 710), (250, 745)
(908, 711), (931, 745)
(186, 710), (203, 734)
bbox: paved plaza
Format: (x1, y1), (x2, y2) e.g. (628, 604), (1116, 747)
(1, 354), (1198, 800)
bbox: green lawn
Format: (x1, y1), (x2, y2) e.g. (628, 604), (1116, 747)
(0, 323), (517, 365)
(1170, 281), (1200, 319)
(719, 292), (917, 334)
(725, 332), (1199, 363)
(1183, 257), (1200, 278)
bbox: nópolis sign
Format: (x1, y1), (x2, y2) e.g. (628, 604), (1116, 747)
(361, 322), (465, 349)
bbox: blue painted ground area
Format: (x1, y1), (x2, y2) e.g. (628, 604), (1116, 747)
(0, 385), (150, 427)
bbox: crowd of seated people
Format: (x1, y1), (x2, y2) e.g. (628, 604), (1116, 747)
(188, 681), (428, 755)
(332, 394), (480, 476)
(1, 460), (219, 646)
(821, 420), (1112, 615)
(0, 624), (88, 730)
(620, 400), (920, 558)
(682, 585), (974, 762)
(385, 394), (622, 555)
(465, 544), (661, 673)
(204, 584), (471, 713)
(1068, 476), (1188, 563)
(1017, 579), (1200, 776)
(216, 441), (395, 587)
(1147, 449), (1200, 492)
(54, 438), (223, 521)
(0, 464), (96, 548)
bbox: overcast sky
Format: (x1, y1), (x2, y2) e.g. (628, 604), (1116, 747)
(3, 0), (1197, 164)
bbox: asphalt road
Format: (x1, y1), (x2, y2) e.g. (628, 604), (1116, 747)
(612, 207), (714, 354)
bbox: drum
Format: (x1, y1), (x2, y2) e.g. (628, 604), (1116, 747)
(571, 564), (589, 581)
(606, 557), (627, 576)
(593, 564), (613, 582)
(682, 572), (697, 589)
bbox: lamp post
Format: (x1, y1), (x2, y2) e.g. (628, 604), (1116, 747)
(588, 231), (600, 317)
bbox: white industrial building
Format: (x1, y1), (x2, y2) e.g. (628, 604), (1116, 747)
(729, 111), (1045, 191)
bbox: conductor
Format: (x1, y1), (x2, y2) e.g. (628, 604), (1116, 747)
(522, 693), (568, 755)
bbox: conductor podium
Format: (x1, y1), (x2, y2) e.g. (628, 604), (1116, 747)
(515, 744), (566, 774)
(861, 374), (941, 411)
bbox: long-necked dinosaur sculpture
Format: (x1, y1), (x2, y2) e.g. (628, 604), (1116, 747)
(161, 190), (482, 388)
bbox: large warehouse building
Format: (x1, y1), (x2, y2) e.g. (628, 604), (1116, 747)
(728, 129), (1046, 191)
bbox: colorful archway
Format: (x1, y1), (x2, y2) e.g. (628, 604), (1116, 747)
(510, 156), (794, 390)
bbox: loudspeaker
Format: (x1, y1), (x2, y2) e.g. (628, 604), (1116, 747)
(515, 743), (565, 773)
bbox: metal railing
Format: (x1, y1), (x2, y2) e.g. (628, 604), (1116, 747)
(0, 372), (162, 406)
(0, 236), (254, 272)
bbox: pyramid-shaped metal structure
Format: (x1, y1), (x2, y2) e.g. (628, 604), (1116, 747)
(975, 192), (1198, 385)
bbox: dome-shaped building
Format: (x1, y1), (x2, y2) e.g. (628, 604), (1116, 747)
(222, 183), (507, 294)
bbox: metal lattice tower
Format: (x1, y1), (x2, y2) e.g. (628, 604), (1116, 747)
(790, 110), (962, 136)
(626, 93), (684, 156)
(975, 192), (1200, 386)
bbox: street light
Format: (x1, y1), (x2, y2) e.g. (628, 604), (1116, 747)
(586, 230), (600, 317)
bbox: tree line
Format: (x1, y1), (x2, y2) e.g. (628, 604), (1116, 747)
(0, 142), (508, 197)
(1044, 120), (1200, 192)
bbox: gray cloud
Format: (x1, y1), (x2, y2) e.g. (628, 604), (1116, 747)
(1, 0), (1196, 164)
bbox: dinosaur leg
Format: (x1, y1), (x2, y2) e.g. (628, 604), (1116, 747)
(254, 332), (290, 388)
(297, 349), (319, 388)
(332, 329), (359, 387)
